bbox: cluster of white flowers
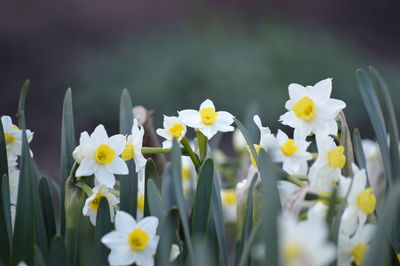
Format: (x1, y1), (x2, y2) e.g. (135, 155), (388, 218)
(1, 115), (34, 228)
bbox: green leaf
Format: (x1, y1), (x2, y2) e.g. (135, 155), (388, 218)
(144, 159), (159, 217)
(170, 139), (196, 265)
(155, 208), (179, 266)
(356, 69), (392, 185)
(60, 88), (76, 237)
(94, 198), (112, 266)
(364, 182), (400, 266)
(257, 149), (281, 266)
(237, 174), (257, 266)
(161, 165), (177, 212)
(11, 125), (35, 265)
(234, 118), (258, 166)
(39, 177), (57, 247)
(34, 244), (46, 266)
(190, 158), (214, 236)
(147, 179), (163, 221)
(49, 236), (68, 266)
(196, 130), (208, 162)
(352, 129), (369, 184)
(119, 89), (138, 217)
(17, 80), (30, 123)
(338, 112), (354, 177)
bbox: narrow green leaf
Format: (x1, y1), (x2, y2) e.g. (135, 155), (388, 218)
(49, 236), (67, 266)
(190, 158), (214, 235)
(237, 174), (257, 266)
(119, 89), (138, 217)
(238, 223), (261, 266)
(147, 179), (163, 221)
(39, 177), (57, 247)
(196, 130), (208, 162)
(338, 112), (354, 177)
(326, 188), (338, 240)
(257, 149), (281, 266)
(352, 129), (369, 184)
(34, 244), (46, 266)
(155, 208), (179, 266)
(234, 118), (258, 166)
(60, 88), (76, 237)
(364, 182), (400, 266)
(144, 159), (158, 217)
(170, 139), (196, 265)
(17, 80), (30, 122)
(356, 69), (392, 185)
(161, 165), (177, 212)
(94, 198), (112, 266)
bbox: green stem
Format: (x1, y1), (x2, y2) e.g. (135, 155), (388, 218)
(180, 137), (201, 169)
(195, 130), (208, 162)
(311, 153), (318, 160)
(285, 176), (305, 187)
(141, 147), (172, 154)
(75, 182), (93, 196)
(289, 175), (309, 181)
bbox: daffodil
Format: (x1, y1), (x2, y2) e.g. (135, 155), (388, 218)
(338, 223), (376, 266)
(101, 211), (160, 266)
(263, 129), (312, 175)
(82, 184), (119, 225)
(178, 99), (234, 140)
(121, 119), (147, 173)
(279, 78), (346, 139)
(75, 125), (128, 188)
(253, 115), (272, 149)
(1, 115), (33, 160)
(308, 134), (346, 193)
(221, 188), (237, 224)
(279, 214), (336, 266)
(156, 115), (187, 148)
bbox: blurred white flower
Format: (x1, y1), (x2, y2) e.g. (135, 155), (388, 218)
(307, 202), (328, 222)
(156, 115), (187, 148)
(169, 244), (180, 262)
(75, 125), (128, 188)
(232, 128), (247, 152)
(253, 115), (272, 149)
(8, 166), (19, 205)
(1, 115), (33, 160)
(279, 214), (336, 266)
(263, 129), (312, 175)
(82, 184), (119, 226)
(101, 211), (160, 266)
(181, 156), (196, 198)
(178, 99), (234, 140)
(279, 78), (346, 139)
(221, 188), (237, 224)
(122, 119), (147, 173)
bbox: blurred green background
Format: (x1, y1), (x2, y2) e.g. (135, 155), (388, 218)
(1, 1), (400, 177)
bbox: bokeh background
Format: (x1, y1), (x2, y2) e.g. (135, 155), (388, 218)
(1, 0), (400, 178)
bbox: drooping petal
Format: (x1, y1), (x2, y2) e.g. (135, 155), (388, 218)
(199, 126), (218, 140)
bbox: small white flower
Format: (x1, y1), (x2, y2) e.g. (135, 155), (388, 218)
(232, 128), (247, 152)
(75, 125), (128, 188)
(72, 132), (90, 164)
(253, 115), (272, 149)
(308, 134), (346, 194)
(221, 188), (237, 224)
(169, 244), (180, 262)
(156, 116), (187, 148)
(263, 129), (312, 175)
(101, 211), (160, 266)
(338, 223), (376, 266)
(178, 99), (234, 140)
(181, 156), (196, 198)
(82, 184), (119, 226)
(279, 214), (336, 266)
(1, 115), (33, 160)
(8, 166), (19, 205)
(121, 119), (147, 173)
(339, 164), (376, 236)
(279, 78), (346, 139)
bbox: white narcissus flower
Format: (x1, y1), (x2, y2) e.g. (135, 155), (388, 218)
(8, 166), (19, 205)
(156, 116), (187, 148)
(279, 78), (346, 139)
(308, 134), (346, 194)
(121, 119), (147, 173)
(178, 99), (234, 140)
(1, 115), (33, 160)
(101, 211), (160, 266)
(338, 223), (376, 266)
(221, 188), (237, 224)
(72, 132), (90, 164)
(82, 184), (119, 226)
(232, 128), (247, 152)
(279, 214), (336, 266)
(263, 129), (312, 175)
(339, 164), (376, 236)
(75, 125), (128, 188)
(247, 115), (272, 167)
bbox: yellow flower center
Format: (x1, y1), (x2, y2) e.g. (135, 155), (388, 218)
(356, 188), (376, 215)
(4, 133), (15, 145)
(182, 166), (191, 183)
(121, 142), (135, 161)
(281, 139), (299, 156)
(352, 243), (368, 266)
(128, 228), (149, 251)
(200, 107), (218, 125)
(328, 146), (346, 168)
(89, 193), (104, 211)
(12, 124), (19, 130)
(283, 243), (302, 263)
(222, 190), (237, 205)
(94, 144), (116, 164)
(168, 123), (184, 138)
(292, 96), (316, 120)
(137, 195), (145, 211)
(246, 144), (261, 167)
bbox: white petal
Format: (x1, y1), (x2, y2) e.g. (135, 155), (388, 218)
(106, 157), (129, 175)
(199, 99), (215, 110)
(178, 110), (202, 128)
(276, 129), (289, 145)
(134, 153), (147, 172)
(199, 126), (218, 140)
(101, 231), (129, 249)
(115, 211), (137, 234)
(137, 216), (159, 237)
(135, 251), (154, 266)
(108, 249), (136, 266)
(310, 78), (332, 102)
(91, 124), (108, 141)
(156, 128), (171, 140)
(75, 158), (97, 177)
(213, 111), (234, 132)
(288, 83), (308, 101)
(95, 168), (116, 188)
(293, 125), (311, 140)
(108, 135), (126, 155)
